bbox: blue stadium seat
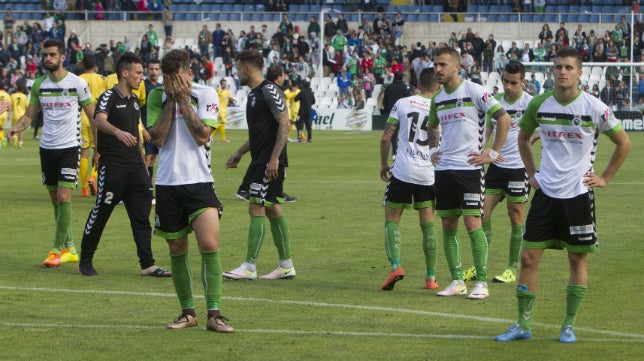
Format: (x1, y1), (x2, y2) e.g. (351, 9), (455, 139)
(186, 12), (199, 21)
(222, 4), (233, 12)
(569, 5), (580, 13)
(407, 14), (418, 22)
(500, 5), (512, 13)
(556, 5), (567, 13)
(174, 13), (185, 21)
(532, 14), (545, 22)
(478, 5), (489, 12)
(229, 13), (241, 21)
(232, 4), (243, 11)
(522, 14), (533, 22)
(508, 14), (518, 22)
(489, 5), (501, 13)
(244, 4), (254, 12)
(544, 14), (557, 22)
(418, 14), (431, 22)
(219, 13), (230, 21)
(468, 5), (479, 12)
(487, 14), (498, 22)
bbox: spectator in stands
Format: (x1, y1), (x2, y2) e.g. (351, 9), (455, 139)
(322, 43), (335, 77)
(619, 16), (631, 41)
(363, 72), (374, 99)
(336, 14), (349, 35)
(373, 51), (386, 85)
(593, 38), (606, 62)
(279, 14), (293, 35)
(611, 24), (624, 45)
(211, 23), (225, 59)
(361, 51), (373, 76)
(605, 39), (618, 62)
(538, 23), (553, 42)
(48, 22), (64, 41)
(600, 79), (614, 107)
(332, 48), (344, 75)
(140, 34), (152, 66)
(534, 0), (545, 13)
(461, 50), (475, 75)
(323, 15), (336, 44)
(198, 25), (212, 57)
(483, 42), (494, 73)
(306, 16), (320, 40)
(373, 10), (388, 36)
(145, 24), (158, 48)
(392, 12), (405, 47)
(161, 6), (172, 38)
(337, 66), (352, 99)
(619, 38), (630, 62)
(3, 8), (14, 42)
(494, 45), (506, 72)
(521, 42), (534, 62)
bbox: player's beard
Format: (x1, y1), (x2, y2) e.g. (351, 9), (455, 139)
(44, 60), (60, 73)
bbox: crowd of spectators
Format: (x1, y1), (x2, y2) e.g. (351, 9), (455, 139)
(2, 4), (644, 114)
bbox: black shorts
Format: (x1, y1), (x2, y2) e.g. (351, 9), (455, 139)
(39, 146), (80, 190)
(434, 169), (484, 217)
(383, 176), (435, 210)
(485, 163), (529, 203)
(143, 140), (159, 156)
(154, 183), (222, 239)
(248, 162), (285, 206)
(523, 189), (597, 253)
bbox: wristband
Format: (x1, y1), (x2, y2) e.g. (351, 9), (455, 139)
(488, 149), (499, 161)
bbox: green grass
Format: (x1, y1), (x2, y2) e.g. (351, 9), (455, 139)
(0, 130), (643, 360)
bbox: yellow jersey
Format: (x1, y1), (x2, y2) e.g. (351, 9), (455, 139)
(283, 88), (300, 122)
(11, 91), (28, 122)
(0, 90), (10, 123)
(217, 88), (231, 110)
(79, 72), (107, 126)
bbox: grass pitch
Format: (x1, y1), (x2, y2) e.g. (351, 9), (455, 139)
(0, 130), (643, 360)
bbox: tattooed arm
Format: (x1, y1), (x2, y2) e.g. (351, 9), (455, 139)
(380, 122), (397, 182)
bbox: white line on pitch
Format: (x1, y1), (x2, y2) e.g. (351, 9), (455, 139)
(1, 285), (642, 340)
(1, 322), (643, 343)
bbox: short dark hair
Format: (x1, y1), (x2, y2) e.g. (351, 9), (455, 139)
(43, 39), (65, 54)
(161, 49), (190, 74)
(235, 49), (263, 71)
(418, 68), (438, 92)
(266, 64), (284, 82)
(504, 61), (525, 80)
(434, 46), (459, 62)
(116, 52), (143, 80)
(394, 71), (403, 81)
(82, 54), (96, 71)
(147, 58), (160, 67)
(555, 46), (582, 68)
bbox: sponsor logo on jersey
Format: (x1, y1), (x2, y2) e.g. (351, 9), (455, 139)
(206, 103), (218, 113)
(515, 110), (523, 119)
(572, 115), (582, 126)
(439, 112), (466, 122)
(543, 131), (582, 139)
(456, 98), (464, 107)
(463, 193), (481, 202)
(481, 92), (489, 103)
(134, 102), (140, 110)
(62, 89), (70, 96)
(41, 102), (73, 109)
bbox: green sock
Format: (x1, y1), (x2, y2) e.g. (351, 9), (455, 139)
(385, 221), (401, 271)
(245, 216), (266, 264)
(269, 216), (291, 260)
(469, 227), (488, 281)
(482, 219), (492, 243)
(563, 285), (587, 329)
(508, 224), (523, 270)
(170, 252), (194, 310)
(443, 229), (462, 280)
(53, 202), (72, 252)
(421, 221), (437, 280)
(201, 251), (222, 311)
(517, 286), (536, 331)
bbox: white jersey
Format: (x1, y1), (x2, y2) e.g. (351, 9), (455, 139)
(520, 90), (623, 199)
(147, 83), (219, 186)
(486, 91), (533, 169)
(29, 72), (93, 149)
(387, 94), (435, 185)
(429, 80), (503, 170)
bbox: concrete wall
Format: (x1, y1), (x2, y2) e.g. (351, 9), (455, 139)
(67, 19), (610, 52)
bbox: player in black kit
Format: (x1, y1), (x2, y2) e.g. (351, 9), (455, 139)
(78, 53), (171, 277)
